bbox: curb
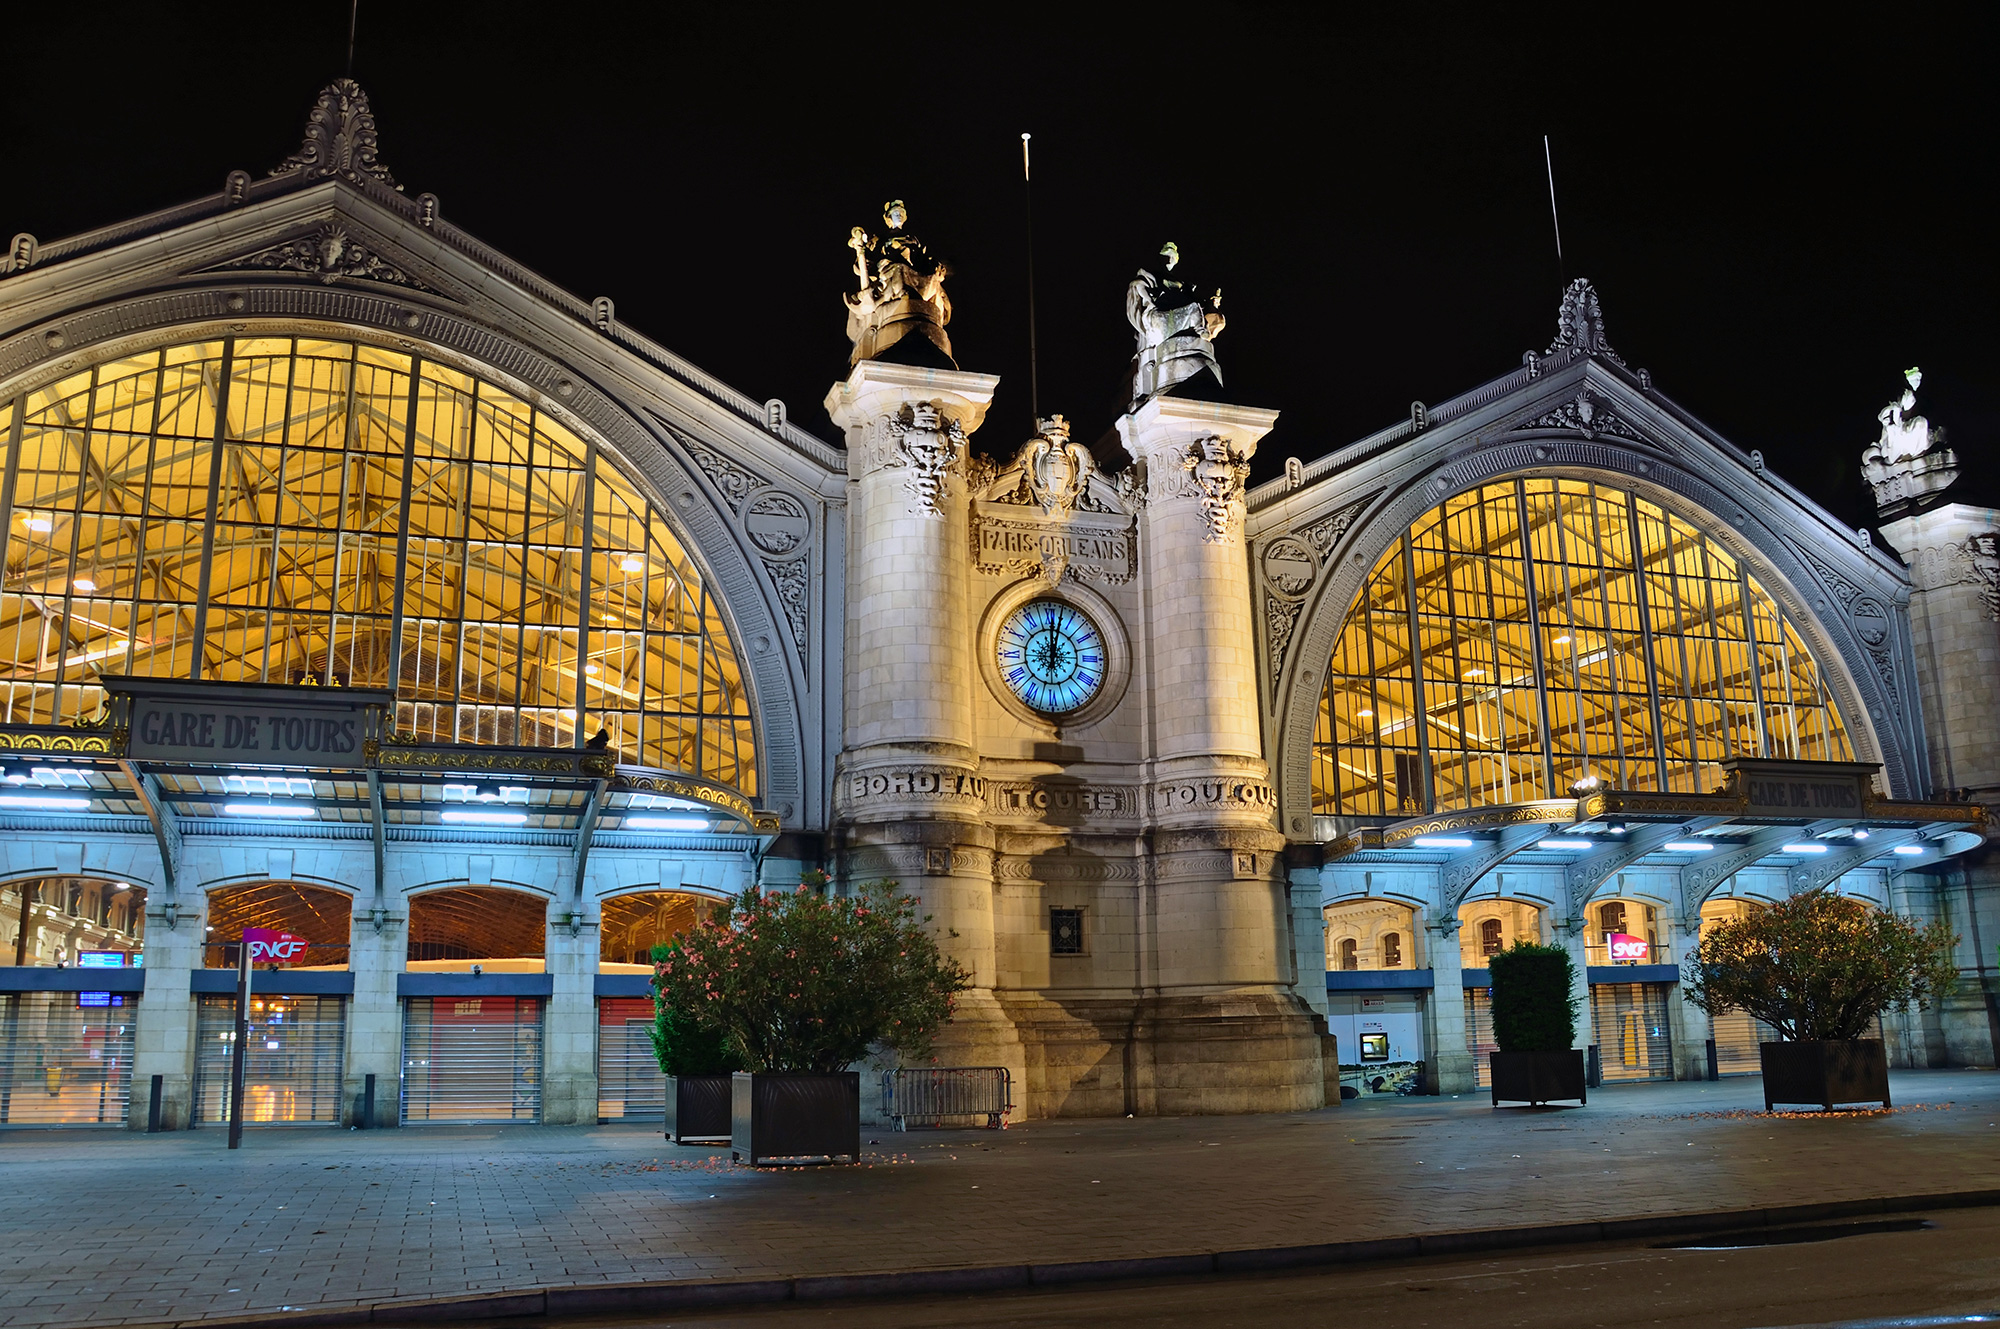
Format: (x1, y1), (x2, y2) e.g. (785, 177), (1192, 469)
(146, 1188), (2000, 1328)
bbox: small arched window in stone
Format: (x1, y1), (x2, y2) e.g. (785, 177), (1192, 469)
(1339, 938), (1359, 971)
(1381, 932), (1402, 968)
(1480, 917), (1504, 957)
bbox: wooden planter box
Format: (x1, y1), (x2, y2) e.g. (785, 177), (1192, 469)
(665, 1074), (733, 1143)
(1490, 1049), (1587, 1107)
(1760, 1039), (1890, 1110)
(730, 1071), (861, 1165)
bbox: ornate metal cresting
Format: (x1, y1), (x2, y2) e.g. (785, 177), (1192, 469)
(1126, 241), (1225, 410)
(272, 79), (399, 189)
(844, 200), (954, 367)
(1861, 367), (1960, 518)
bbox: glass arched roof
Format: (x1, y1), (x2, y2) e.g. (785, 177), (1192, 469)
(0, 336), (754, 793)
(1312, 477), (1852, 816)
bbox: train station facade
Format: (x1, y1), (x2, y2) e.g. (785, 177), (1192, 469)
(0, 82), (1991, 1130)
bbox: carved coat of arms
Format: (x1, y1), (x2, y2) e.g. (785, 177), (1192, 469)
(884, 401), (966, 517)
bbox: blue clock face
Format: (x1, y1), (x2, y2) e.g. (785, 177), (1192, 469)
(997, 600), (1107, 715)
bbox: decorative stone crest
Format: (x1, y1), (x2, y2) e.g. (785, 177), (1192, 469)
(1020, 416), (1096, 521)
(1261, 537), (1316, 598)
(218, 224), (435, 291)
(271, 79), (400, 189)
(1861, 367), (1959, 518)
(1544, 278), (1623, 366)
(1519, 386), (1636, 442)
(1180, 434), (1252, 543)
(743, 492), (812, 560)
(884, 401), (967, 517)
(843, 200), (953, 367)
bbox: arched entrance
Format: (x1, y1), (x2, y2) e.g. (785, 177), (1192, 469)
(594, 890), (720, 1122)
(402, 886), (549, 1124)
(0, 875), (144, 1126)
(194, 881), (353, 1128)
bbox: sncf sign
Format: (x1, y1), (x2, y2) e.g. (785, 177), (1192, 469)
(242, 928), (310, 964)
(1607, 932), (1650, 962)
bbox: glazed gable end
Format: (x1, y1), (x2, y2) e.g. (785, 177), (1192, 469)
(0, 170), (844, 832)
(1248, 353), (1927, 836)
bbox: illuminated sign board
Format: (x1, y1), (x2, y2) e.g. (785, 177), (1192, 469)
(75, 992), (125, 1008)
(242, 928), (310, 965)
(77, 951), (130, 968)
(1607, 932), (1650, 962)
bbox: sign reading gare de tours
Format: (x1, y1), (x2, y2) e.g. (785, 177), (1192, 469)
(99, 677), (393, 769)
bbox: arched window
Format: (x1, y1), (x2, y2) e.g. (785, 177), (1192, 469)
(1339, 938), (1359, 971)
(1381, 932), (1402, 967)
(1311, 478), (1852, 815)
(0, 338), (755, 791)
(1598, 901), (1627, 937)
(1480, 917), (1504, 957)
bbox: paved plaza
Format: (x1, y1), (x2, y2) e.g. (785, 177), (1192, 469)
(2, 1070), (1997, 1328)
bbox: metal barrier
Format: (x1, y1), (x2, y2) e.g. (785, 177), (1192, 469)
(882, 1067), (1012, 1129)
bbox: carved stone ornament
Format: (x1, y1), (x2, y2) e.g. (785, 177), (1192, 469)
(1544, 278), (1624, 366)
(1518, 386), (1637, 442)
(1180, 434), (1252, 543)
(883, 401), (967, 518)
(970, 509), (1137, 586)
(1021, 415), (1096, 521)
(1860, 367), (1959, 517)
(271, 79), (400, 189)
(1261, 536), (1316, 598)
(762, 557), (809, 667)
(1296, 491), (1380, 564)
(843, 200), (953, 367)
(1964, 534), (2000, 621)
(216, 224), (436, 291)
(743, 491), (812, 561)
(1794, 543), (1901, 711)
(652, 415), (769, 513)
(1265, 593), (1306, 692)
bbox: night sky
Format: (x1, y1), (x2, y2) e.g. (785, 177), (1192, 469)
(5, 4), (1994, 528)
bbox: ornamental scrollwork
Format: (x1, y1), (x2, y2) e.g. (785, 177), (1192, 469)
(272, 78), (399, 189)
(218, 224), (436, 291)
(655, 417), (768, 514)
(1295, 491), (1381, 564)
(1264, 593), (1305, 693)
(763, 556), (810, 668)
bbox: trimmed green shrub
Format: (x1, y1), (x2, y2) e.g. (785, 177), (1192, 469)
(1489, 942), (1579, 1053)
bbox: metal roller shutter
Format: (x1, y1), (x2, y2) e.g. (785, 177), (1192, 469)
(193, 994), (347, 1126)
(401, 996), (542, 1124)
(1591, 983), (1673, 1081)
(596, 997), (665, 1123)
(1464, 986), (1497, 1089)
(0, 992), (136, 1126)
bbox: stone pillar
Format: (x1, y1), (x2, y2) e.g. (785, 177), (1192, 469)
(825, 362), (1023, 1082)
(541, 910), (598, 1125)
(1665, 913), (1711, 1079)
(342, 902), (402, 1127)
(127, 891), (204, 1130)
(1551, 914), (1594, 1061)
(1115, 396), (1321, 1113)
(1877, 503), (2000, 1066)
(1286, 848), (1329, 1022)
(1422, 910), (1474, 1094)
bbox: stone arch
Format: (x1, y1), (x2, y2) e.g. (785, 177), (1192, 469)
(405, 885), (550, 964)
(596, 889), (723, 966)
(202, 879), (354, 967)
(0, 297), (809, 818)
(1273, 418), (1915, 832)
(0, 872), (148, 964)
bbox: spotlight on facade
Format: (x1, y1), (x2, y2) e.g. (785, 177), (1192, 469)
(1663, 841), (1715, 852)
(1412, 836), (1474, 849)
(442, 809), (528, 826)
(1781, 843), (1830, 854)
(625, 815), (709, 832)
(1567, 775), (1605, 797)
(221, 801), (317, 818)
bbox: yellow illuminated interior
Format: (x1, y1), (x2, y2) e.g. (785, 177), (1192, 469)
(1312, 477), (1852, 815)
(0, 337), (754, 792)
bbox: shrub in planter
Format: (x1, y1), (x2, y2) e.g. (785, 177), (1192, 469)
(1683, 887), (1957, 1110)
(1487, 942), (1585, 1107)
(650, 925), (741, 1143)
(652, 873), (968, 1163)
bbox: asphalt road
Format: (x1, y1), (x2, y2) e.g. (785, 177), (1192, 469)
(481, 1206), (2000, 1329)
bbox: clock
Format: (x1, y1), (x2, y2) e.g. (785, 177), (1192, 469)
(996, 600), (1107, 715)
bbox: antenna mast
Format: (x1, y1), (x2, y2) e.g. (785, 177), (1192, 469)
(347, 0), (360, 76)
(1022, 132), (1039, 424)
(1543, 134), (1566, 286)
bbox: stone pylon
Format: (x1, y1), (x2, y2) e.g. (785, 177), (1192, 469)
(825, 361), (1027, 1085)
(1114, 396), (1324, 1112)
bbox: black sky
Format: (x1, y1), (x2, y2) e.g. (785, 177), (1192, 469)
(5, 3), (1994, 527)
